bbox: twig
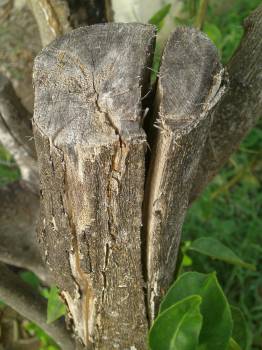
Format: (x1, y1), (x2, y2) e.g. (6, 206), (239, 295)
(195, 0), (209, 30)
(0, 74), (38, 190)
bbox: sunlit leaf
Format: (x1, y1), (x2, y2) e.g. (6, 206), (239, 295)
(228, 338), (242, 350)
(47, 286), (66, 324)
(182, 254), (193, 267)
(203, 22), (222, 49)
(149, 4), (171, 30)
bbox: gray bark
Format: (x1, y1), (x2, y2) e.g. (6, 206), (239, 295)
(33, 23), (155, 349)
(0, 3), (261, 349)
(0, 262), (74, 350)
(0, 74), (38, 191)
(143, 27), (225, 321)
(0, 180), (52, 283)
(190, 3), (262, 201)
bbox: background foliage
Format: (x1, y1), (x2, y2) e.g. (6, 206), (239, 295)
(0, 0), (261, 349)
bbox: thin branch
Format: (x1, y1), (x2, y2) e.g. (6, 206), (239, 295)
(27, 0), (71, 47)
(0, 74), (38, 191)
(195, 0), (209, 30)
(0, 181), (52, 283)
(0, 262), (75, 350)
(190, 3), (262, 202)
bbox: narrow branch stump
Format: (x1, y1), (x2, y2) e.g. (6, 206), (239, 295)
(144, 27), (225, 321)
(33, 23), (155, 349)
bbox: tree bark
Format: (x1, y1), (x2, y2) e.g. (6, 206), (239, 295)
(33, 23), (155, 349)
(190, 3), (262, 202)
(143, 27), (225, 321)
(0, 3), (260, 348)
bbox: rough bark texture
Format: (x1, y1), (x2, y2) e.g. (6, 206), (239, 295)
(144, 27), (225, 321)
(190, 3), (262, 201)
(27, 0), (71, 47)
(0, 74), (38, 190)
(0, 262), (74, 350)
(33, 23), (155, 349)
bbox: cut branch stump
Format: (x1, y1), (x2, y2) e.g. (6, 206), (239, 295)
(33, 23), (155, 349)
(33, 23), (225, 349)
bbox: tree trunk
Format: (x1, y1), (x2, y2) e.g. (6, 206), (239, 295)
(32, 20), (228, 348)
(33, 23), (155, 349)
(0, 2), (261, 349)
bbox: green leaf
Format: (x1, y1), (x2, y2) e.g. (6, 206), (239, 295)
(228, 338), (242, 350)
(149, 3), (171, 30)
(203, 22), (222, 49)
(47, 286), (66, 324)
(230, 306), (250, 350)
(149, 295), (202, 350)
(160, 272), (233, 350)
(182, 254), (193, 267)
(20, 271), (40, 289)
(189, 237), (256, 270)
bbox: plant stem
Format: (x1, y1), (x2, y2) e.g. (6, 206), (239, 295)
(195, 0), (209, 30)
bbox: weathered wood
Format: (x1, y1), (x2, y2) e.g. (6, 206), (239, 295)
(144, 27), (225, 321)
(0, 74), (38, 190)
(190, 3), (262, 202)
(33, 23), (155, 349)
